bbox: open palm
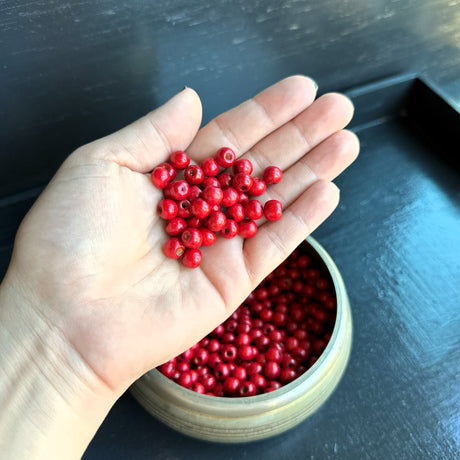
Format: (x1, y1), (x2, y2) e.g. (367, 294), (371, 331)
(9, 76), (358, 395)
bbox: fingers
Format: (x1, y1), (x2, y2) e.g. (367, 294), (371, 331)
(90, 88), (203, 173)
(244, 93), (355, 176)
(186, 75), (318, 162)
(242, 180), (340, 283)
(257, 129), (359, 209)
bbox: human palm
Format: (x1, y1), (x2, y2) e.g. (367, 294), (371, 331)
(8, 76), (358, 395)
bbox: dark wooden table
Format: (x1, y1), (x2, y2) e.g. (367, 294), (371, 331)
(1, 1), (459, 459)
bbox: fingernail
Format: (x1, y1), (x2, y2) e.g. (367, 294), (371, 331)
(310, 78), (318, 91)
(182, 86), (189, 91)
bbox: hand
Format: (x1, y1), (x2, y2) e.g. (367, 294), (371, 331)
(6, 76), (358, 397)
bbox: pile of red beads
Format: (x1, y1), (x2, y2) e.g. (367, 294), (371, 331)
(158, 248), (337, 396)
(151, 147), (283, 268)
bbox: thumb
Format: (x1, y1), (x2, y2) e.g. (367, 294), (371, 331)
(94, 88), (202, 173)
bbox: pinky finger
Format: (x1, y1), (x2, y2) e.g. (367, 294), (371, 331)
(242, 180), (340, 284)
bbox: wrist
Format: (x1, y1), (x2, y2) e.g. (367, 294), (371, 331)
(0, 270), (117, 459)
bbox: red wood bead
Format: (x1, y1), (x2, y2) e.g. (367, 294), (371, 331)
(184, 165), (205, 185)
(170, 151), (190, 170)
(237, 381), (257, 397)
(201, 157), (220, 176)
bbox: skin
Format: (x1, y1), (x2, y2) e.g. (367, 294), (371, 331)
(0, 75), (359, 459)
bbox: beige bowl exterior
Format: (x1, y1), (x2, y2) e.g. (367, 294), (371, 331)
(130, 236), (352, 443)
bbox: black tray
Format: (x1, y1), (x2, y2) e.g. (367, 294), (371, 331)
(1, 75), (459, 460)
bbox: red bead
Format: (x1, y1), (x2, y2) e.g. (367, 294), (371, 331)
(184, 165), (205, 185)
(263, 361), (281, 380)
(255, 287), (269, 301)
(238, 219), (258, 238)
(263, 200), (283, 221)
(181, 228), (202, 249)
(190, 198), (211, 219)
(246, 362), (263, 377)
(169, 180), (190, 200)
(199, 374), (216, 392)
(233, 158), (253, 175)
(237, 381), (257, 397)
(268, 330), (284, 343)
(292, 346), (308, 363)
(221, 219), (239, 239)
(200, 228), (217, 246)
(232, 366), (247, 381)
(294, 329), (309, 341)
(263, 166), (283, 184)
(215, 147), (236, 168)
(189, 369), (199, 384)
(177, 371), (193, 388)
(176, 360), (190, 373)
(234, 333), (251, 347)
(170, 151), (190, 170)
(208, 352), (222, 369)
(217, 172), (233, 188)
(202, 177), (220, 189)
(221, 344), (238, 362)
(254, 335), (270, 352)
(177, 199), (191, 218)
(191, 382), (206, 394)
(223, 376), (240, 395)
(186, 216), (202, 228)
(259, 308), (273, 322)
(163, 238), (185, 259)
(249, 373), (266, 391)
(249, 328), (263, 342)
(192, 347), (209, 366)
(159, 162), (176, 181)
(248, 177), (266, 196)
(221, 332), (235, 344)
(224, 319), (238, 333)
(281, 354), (297, 369)
(284, 337), (299, 352)
(297, 254), (311, 268)
(214, 363), (231, 381)
(180, 348), (194, 360)
(238, 344), (255, 361)
(265, 346), (283, 363)
(188, 185), (202, 201)
(206, 339), (221, 353)
(211, 324), (224, 337)
(201, 186), (223, 206)
(222, 187), (239, 207)
(273, 312), (287, 328)
(199, 337), (210, 348)
(182, 248), (202, 268)
(232, 173), (253, 193)
(280, 368), (297, 384)
(314, 339), (328, 355)
(244, 200), (263, 220)
(267, 380), (282, 390)
(213, 384), (225, 397)
(226, 203), (245, 222)
(201, 157), (220, 176)
(236, 321), (251, 334)
(206, 211), (227, 232)
(165, 217), (187, 236)
(158, 360), (176, 378)
(151, 166), (171, 188)
(157, 199), (178, 219)
(238, 192), (249, 204)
